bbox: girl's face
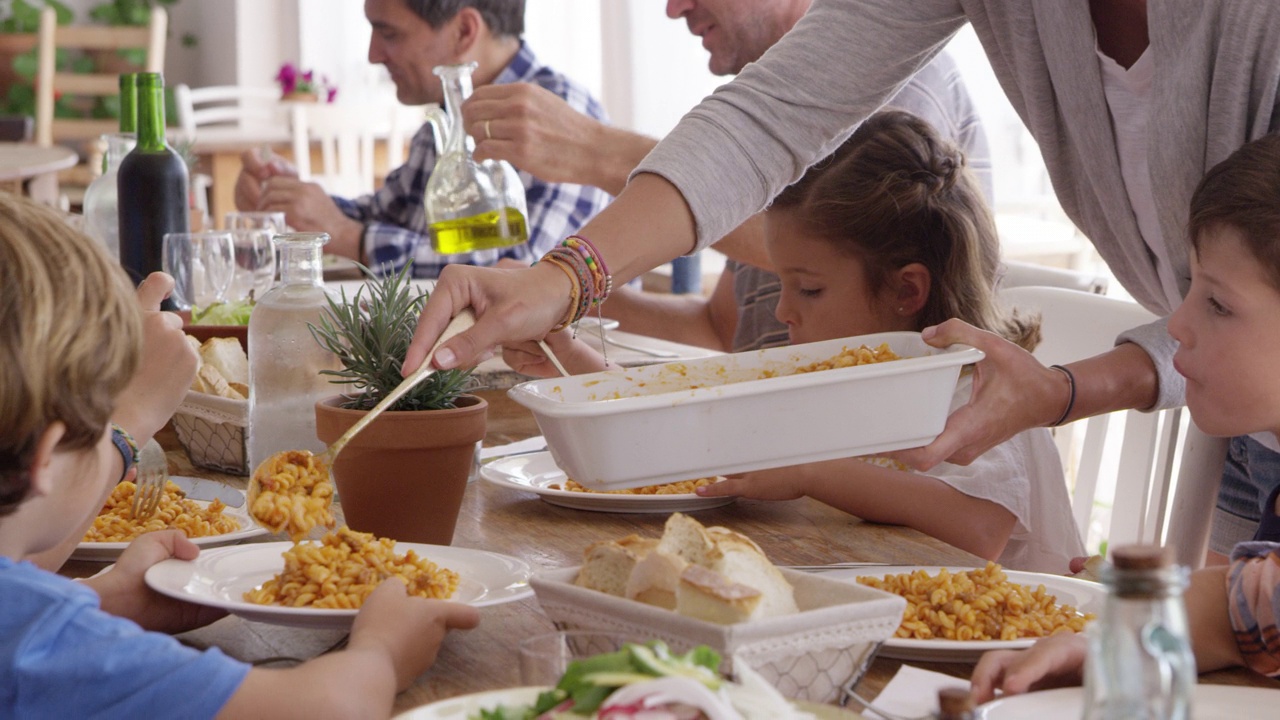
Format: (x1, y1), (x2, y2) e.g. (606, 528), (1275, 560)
(765, 211), (911, 345)
(1169, 226), (1280, 439)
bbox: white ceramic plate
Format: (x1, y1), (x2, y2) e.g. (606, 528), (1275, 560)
(575, 315), (620, 333)
(480, 451), (735, 513)
(980, 684), (1280, 720)
(72, 480), (267, 562)
(823, 565), (1105, 663)
(145, 542), (534, 629)
(392, 686), (865, 719)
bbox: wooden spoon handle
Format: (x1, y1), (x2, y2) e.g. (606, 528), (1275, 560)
(327, 308), (477, 459)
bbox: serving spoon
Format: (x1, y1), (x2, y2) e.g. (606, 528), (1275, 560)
(247, 309), (476, 516)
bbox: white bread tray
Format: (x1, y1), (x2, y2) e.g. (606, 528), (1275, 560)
(508, 331), (981, 490)
(531, 566), (906, 704)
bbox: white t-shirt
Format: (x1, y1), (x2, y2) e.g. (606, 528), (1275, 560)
(921, 374), (1084, 574)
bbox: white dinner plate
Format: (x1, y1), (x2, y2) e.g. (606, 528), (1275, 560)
(823, 565), (1105, 663)
(575, 315), (620, 333)
(72, 479), (267, 562)
(980, 684), (1280, 719)
(145, 541), (534, 629)
(392, 686), (864, 719)
(480, 451), (736, 513)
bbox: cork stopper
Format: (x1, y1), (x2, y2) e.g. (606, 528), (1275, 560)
(937, 687), (974, 718)
(1111, 544), (1172, 571)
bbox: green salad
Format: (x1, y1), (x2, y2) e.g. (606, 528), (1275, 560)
(192, 299), (254, 326)
(475, 642), (722, 719)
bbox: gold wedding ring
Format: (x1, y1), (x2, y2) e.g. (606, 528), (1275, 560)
(484, 119), (492, 140)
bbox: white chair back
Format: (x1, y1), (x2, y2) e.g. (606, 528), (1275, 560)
(173, 84), (286, 143)
(999, 286), (1226, 567)
(289, 103), (376, 197)
(1000, 259), (1110, 295)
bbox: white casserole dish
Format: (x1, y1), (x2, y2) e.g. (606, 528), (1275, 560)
(507, 331), (982, 490)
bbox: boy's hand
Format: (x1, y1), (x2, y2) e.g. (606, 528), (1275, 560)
(696, 468), (807, 501)
(970, 632), (1088, 704)
(114, 273), (199, 445)
(349, 579), (481, 691)
(87, 530), (228, 633)
(501, 328), (609, 377)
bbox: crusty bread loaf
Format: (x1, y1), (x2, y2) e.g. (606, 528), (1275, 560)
(707, 531), (799, 617)
(201, 337), (249, 386)
(657, 512), (722, 567)
(676, 564), (763, 624)
(575, 535), (657, 597)
(624, 548), (688, 609)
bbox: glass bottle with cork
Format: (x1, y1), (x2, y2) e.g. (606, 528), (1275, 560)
(422, 62), (529, 254)
(1082, 544), (1194, 720)
(247, 232), (342, 473)
(84, 73), (138, 259)
(118, 71), (189, 288)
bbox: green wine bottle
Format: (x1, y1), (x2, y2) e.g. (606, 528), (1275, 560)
(117, 72), (189, 288)
(118, 73), (137, 134)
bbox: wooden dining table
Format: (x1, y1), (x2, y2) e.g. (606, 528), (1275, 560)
(60, 384), (1280, 717)
(0, 141), (78, 203)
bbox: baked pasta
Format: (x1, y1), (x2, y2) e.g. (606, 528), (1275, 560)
(250, 450), (336, 540)
(553, 477), (717, 495)
(243, 526), (459, 609)
(83, 481), (240, 543)
(795, 343), (900, 373)
(857, 563), (1094, 641)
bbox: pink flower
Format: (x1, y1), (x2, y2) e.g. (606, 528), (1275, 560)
(275, 63), (339, 102)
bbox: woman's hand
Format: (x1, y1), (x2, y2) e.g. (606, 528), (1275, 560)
(404, 262), (573, 375)
(696, 467), (809, 501)
(970, 633), (1088, 704)
(891, 319), (1069, 471)
(85, 530), (228, 634)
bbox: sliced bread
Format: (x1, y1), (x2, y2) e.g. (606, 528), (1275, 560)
(676, 563), (763, 624)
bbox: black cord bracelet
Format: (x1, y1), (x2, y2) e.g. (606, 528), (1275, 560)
(1048, 364), (1076, 427)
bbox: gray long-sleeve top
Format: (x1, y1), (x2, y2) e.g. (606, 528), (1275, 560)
(635, 0), (1280, 410)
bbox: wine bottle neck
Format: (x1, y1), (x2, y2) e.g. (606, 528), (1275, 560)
(119, 74), (138, 134)
(135, 77), (167, 152)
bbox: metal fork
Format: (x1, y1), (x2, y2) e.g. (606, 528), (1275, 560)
(131, 439), (168, 521)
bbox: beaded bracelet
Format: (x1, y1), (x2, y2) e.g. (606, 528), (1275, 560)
(1048, 364), (1077, 427)
(109, 423), (139, 484)
(563, 234), (613, 305)
(539, 255), (582, 331)
(543, 247), (595, 323)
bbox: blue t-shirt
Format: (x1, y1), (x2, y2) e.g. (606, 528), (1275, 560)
(0, 557), (250, 719)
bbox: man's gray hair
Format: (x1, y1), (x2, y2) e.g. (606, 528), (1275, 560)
(405, 0), (525, 37)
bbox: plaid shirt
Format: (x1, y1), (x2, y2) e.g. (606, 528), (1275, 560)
(333, 43), (611, 278)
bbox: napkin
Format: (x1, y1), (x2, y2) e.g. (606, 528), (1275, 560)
(869, 664), (969, 717)
(479, 436), (547, 462)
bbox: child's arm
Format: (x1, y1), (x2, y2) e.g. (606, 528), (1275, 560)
(502, 327), (616, 377)
(216, 581), (480, 719)
(698, 458), (1016, 561)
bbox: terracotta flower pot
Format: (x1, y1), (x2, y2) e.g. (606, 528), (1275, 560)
(314, 393), (487, 545)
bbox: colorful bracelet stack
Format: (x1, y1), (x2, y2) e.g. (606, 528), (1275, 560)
(538, 234), (614, 331)
(109, 423), (139, 484)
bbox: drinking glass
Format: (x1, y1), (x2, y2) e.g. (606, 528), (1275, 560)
(518, 631), (643, 686)
(224, 211), (285, 301)
(162, 231), (236, 313)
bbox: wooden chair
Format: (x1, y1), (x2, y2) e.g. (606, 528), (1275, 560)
(999, 286), (1227, 567)
(35, 6), (167, 201)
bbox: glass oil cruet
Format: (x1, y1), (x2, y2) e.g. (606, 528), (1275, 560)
(1082, 544), (1194, 720)
(423, 62), (529, 254)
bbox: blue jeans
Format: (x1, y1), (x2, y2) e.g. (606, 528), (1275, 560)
(1211, 435), (1280, 553)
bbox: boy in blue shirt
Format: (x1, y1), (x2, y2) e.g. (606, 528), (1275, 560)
(0, 193), (479, 719)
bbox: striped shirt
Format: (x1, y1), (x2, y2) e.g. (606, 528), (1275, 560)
(1228, 542), (1280, 677)
(727, 49), (992, 353)
(334, 43), (611, 278)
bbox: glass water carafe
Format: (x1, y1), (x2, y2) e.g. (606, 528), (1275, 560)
(423, 62), (529, 254)
(83, 133), (136, 259)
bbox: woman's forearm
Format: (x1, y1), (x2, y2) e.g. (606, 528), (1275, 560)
(1062, 341), (1160, 423)
(579, 173), (698, 283)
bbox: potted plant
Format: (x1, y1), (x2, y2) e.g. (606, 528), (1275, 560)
(309, 262), (486, 545)
(275, 62), (338, 103)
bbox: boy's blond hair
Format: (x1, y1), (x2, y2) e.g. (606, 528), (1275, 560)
(0, 193), (141, 515)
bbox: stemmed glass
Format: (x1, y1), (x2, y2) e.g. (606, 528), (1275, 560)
(224, 211), (286, 301)
(162, 231), (237, 314)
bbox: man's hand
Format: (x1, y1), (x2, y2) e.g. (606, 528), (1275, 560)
(234, 149), (298, 211)
(257, 176), (365, 259)
(463, 83), (605, 185)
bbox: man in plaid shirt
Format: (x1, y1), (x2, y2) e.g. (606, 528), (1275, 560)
(235, 0), (610, 278)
